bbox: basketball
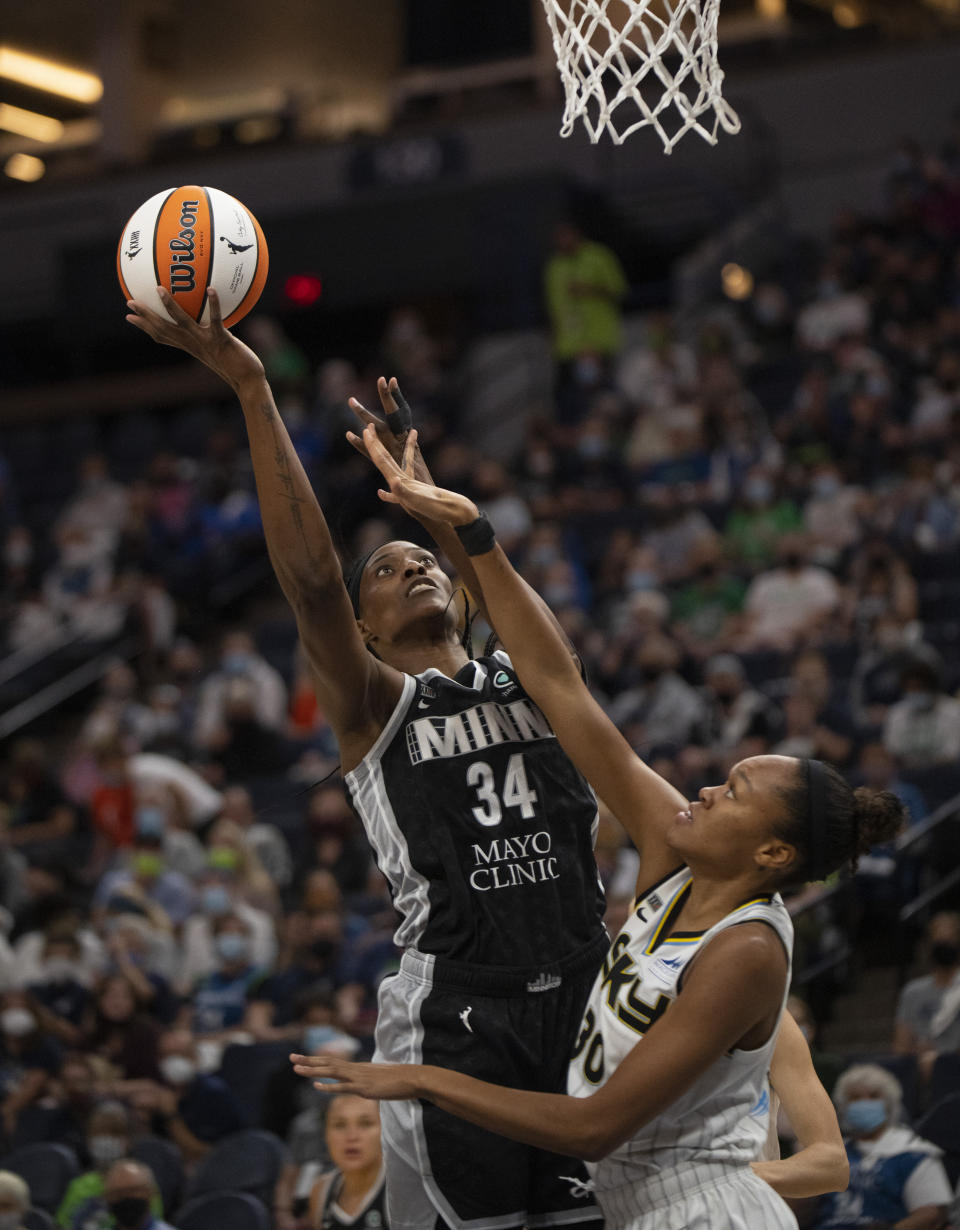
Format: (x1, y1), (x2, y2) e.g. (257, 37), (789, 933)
(116, 185), (268, 327)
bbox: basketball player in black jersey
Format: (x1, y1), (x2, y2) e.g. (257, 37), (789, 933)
(126, 287), (607, 1230)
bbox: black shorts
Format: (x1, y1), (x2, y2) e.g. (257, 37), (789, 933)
(374, 935), (608, 1230)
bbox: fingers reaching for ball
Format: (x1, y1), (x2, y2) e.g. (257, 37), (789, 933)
(125, 284), (265, 390)
(289, 1054), (425, 1102)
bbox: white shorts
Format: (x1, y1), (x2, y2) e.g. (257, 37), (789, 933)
(598, 1169), (799, 1230)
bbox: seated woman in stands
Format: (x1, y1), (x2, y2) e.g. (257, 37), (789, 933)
(813, 1063), (951, 1230)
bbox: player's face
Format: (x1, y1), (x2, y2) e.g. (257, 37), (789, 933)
(358, 541), (456, 644)
(668, 755), (799, 880)
(325, 1095), (381, 1173)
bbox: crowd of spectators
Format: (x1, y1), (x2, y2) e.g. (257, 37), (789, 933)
(0, 125), (960, 1226)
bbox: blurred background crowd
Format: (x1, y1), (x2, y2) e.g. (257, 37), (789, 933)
(1, 121), (960, 1227)
(2, 0), (960, 1221)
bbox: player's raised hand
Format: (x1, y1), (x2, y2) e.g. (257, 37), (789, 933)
(363, 425), (478, 526)
(347, 377), (422, 468)
(125, 286), (265, 393)
(290, 1053), (422, 1101)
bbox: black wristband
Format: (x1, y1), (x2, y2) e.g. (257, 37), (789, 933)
(385, 386), (413, 437)
(455, 512), (497, 556)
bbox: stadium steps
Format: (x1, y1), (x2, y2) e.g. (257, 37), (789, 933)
(820, 966), (900, 1055)
(460, 330), (553, 462)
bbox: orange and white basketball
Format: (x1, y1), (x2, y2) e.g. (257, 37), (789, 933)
(117, 185), (268, 327)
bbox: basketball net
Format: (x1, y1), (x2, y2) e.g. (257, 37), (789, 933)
(539, 0), (741, 153)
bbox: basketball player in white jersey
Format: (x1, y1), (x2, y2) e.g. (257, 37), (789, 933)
(293, 431), (901, 1230)
(126, 290), (607, 1230)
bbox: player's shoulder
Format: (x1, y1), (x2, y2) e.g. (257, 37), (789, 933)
(702, 918), (788, 976)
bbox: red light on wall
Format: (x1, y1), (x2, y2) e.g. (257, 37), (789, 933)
(284, 274), (323, 306)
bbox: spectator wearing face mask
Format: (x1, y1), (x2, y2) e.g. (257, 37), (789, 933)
(694, 654), (783, 760)
(245, 895), (377, 1040)
(723, 470), (803, 569)
(57, 1101), (159, 1230)
(894, 912), (960, 1079)
(147, 1029), (244, 1163)
(272, 1018), (364, 1230)
(261, 990), (356, 1141)
(184, 916), (262, 1039)
(607, 633), (706, 753)
(14, 1051), (96, 1154)
(849, 616), (924, 732)
(544, 221), (628, 425)
(0, 990), (61, 1143)
(883, 653), (960, 769)
(812, 1064), (952, 1229)
(193, 631), (288, 748)
(103, 918), (179, 1027)
(217, 785), (293, 890)
(131, 792), (206, 883)
(12, 913), (106, 990)
(27, 932), (91, 1045)
(93, 835), (196, 929)
(100, 1161), (176, 1230)
(204, 820), (279, 917)
(0, 1171), (30, 1230)
(177, 870), (276, 995)
(740, 536), (840, 652)
(803, 461), (866, 561)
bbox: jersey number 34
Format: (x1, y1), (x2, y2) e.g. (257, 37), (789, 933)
(466, 753), (538, 827)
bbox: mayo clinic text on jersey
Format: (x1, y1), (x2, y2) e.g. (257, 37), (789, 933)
(470, 830), (560, 891)
(405, 698), (555, 763)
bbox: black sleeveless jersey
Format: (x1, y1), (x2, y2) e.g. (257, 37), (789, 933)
(318, 1168), (388, 1228)
(344, 652), (606, 968)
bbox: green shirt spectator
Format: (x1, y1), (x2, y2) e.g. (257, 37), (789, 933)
(56, 1172), (163, 1230)
(545, 224), (628, 361)
(724, 497), (803, 569)
(671, 565), (746, 642)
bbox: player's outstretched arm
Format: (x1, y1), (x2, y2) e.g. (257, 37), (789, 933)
(126, 289), (399, 755)
(754, 1013), (848, 1198)
(347, 378), (580, 666)
(362, 425), (685, 866)
(292, 923), (785, 1161)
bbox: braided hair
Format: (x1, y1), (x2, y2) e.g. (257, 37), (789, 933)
(773, 758), (905, 884)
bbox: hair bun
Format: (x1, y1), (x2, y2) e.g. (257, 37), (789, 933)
(851, 787), (906, 855)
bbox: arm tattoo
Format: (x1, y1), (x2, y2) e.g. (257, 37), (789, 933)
(267, 416), (323, 571)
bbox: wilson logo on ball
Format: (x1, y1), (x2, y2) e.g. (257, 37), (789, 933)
(117, 184), (268, 327)
(169, 197), (199, 294)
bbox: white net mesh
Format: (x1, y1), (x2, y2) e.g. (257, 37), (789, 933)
(539, 0), (741, 153)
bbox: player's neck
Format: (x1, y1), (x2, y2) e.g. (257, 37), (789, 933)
(379, 636), (470, 679)
(681, 872), (769, 932)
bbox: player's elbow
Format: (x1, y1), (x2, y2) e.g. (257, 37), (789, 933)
(825, 1143), (849, 1192)
(577, 1118), (629, 1163)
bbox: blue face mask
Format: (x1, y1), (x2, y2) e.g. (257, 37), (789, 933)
(216, 932), (249, 964)
(222, 652), (251, 676)
(303, 1025), (339, 1054)
(135, 806), (166, 839)
(202, 885), (232, 917)
(843, 1098), (887, 1134)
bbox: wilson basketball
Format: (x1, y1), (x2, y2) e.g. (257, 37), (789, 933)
(117, 185), (268, 327)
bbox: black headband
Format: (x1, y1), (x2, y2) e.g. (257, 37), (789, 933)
(804, 758), (830, 881)
(345, 548), (378, 617)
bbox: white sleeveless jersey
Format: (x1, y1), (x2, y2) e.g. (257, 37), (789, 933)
(567, 866), (793, 1215)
